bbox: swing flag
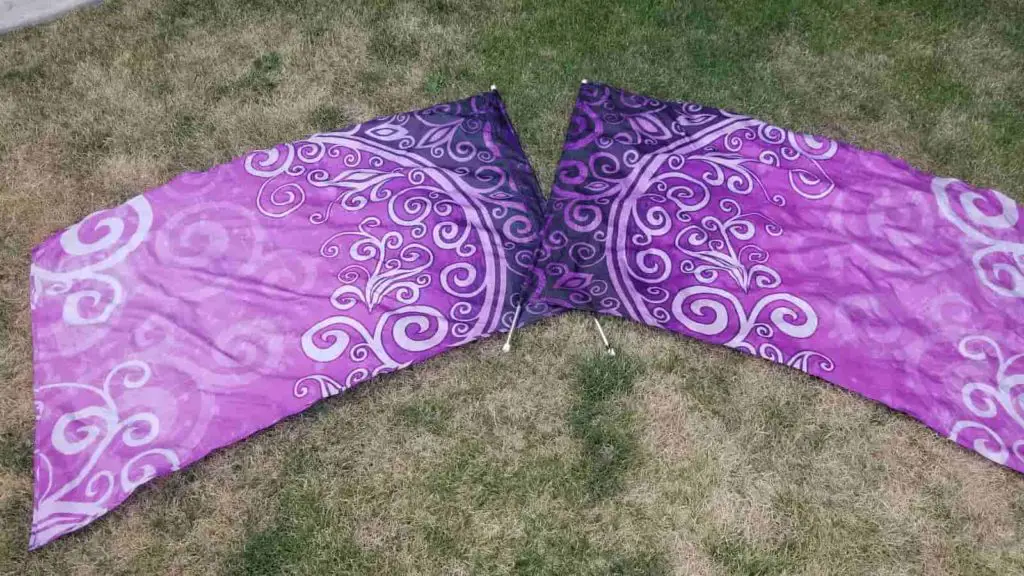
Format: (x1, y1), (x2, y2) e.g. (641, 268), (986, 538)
(28, 91), (549, 548)
(532, 82), (1024, 473)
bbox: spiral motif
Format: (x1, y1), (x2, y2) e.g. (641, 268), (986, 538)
(32, 361), (180, 548)
(31, 196), (153, 326)
(933, 177), (1023, 298)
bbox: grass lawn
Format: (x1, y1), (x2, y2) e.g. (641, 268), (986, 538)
(2, 0), (1024, 573)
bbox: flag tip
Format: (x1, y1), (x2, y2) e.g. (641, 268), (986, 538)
(502, 303), (523, 354)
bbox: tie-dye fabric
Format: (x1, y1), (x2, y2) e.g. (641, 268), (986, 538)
(534, 82), (1024, 473)
(29, 91), (549, 548)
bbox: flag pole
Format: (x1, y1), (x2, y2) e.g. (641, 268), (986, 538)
(592, 317), (616, 356)
(502, 303), (523, 353)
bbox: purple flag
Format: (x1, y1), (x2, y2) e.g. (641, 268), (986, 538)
(534, 82), (1024, 473)
(28, 91), (549, 548)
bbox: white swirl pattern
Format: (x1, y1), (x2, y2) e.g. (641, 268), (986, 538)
(244, 141), (483, 398)
(31, 197), (153, 325)
(535, 84), (845, 375)
(932, 177), (1024, 298)
(615, 120), (838, 371)
(670, 287), (829, 371)
(325, 216), (435, 312)
(243, 102), (544, 399)
(948, 336), (1024, 465)
(676, 197), (783, 292)
(31, 361), (179, 548)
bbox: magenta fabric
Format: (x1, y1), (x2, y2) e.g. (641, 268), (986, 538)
(534, 82), (1024, 473)
(28, 91), (549, 548)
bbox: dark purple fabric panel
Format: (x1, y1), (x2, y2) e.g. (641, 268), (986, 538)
(29, 91), (551, 548)
(534, 82), (1024, 473)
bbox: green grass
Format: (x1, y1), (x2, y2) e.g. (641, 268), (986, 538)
(1, 0), (1024, 573)
(569, 353), (642, 500)
(307, 104), (349, 132)
(235, 487), (381, 575)
(215, 52), (284, 102)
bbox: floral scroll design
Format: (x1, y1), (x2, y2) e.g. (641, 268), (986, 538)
(31, 196), (153, 325)
(244, 134), (499, 400)
(552, 105), (840, 250)
(682, 124), (839, 207)
(676, 198), (784, 293)
(298, 211), (457, 390)
(670, 286), (834, 373)
(292, 374), (348, 399)
(359, 110), (498, 164)
(322, 216), (434, 312)
(932, 177), (1023, 299)
(245, 140), (410, 222)
(32, 361), (179, 549)
(948, 336), (1024, 465)
(538, 85), (843, 376)
(622, 123), (839, 374)
(543, 86), (843, 321)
